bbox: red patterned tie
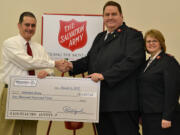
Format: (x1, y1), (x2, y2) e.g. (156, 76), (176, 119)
(26, 42), (35, 75)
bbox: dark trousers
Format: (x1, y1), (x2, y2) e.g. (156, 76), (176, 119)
(95, 111), (140, 135)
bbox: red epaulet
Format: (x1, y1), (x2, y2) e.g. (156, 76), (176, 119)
(129, 27), (141, 32)
(167, 53), (174, 57)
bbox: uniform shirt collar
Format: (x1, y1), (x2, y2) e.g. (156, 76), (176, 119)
(150, 50), (162, 61)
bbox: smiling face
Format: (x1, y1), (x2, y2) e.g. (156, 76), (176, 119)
(103, 5), (123, 32)
(18, 16), (36, 41)
(145, 36), (162, 56)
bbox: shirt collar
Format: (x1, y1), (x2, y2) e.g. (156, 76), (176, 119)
(106, 31), (113, 35)
(150, 50), (162, 61)
(18, 34), (32, 46)
(106, 22), (126, 34)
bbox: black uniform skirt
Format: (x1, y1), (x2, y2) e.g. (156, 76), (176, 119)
(141, 112), (180, 135)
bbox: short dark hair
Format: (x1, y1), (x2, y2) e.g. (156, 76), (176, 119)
(19, 11), (36, 24)
(103, 1), (122, 14)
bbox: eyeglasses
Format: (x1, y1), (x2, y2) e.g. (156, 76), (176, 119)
(146, 40), (158, 44)
(24, 23), (36, 28)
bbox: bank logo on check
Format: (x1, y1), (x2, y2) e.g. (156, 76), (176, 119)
(14, 79), (37, 87)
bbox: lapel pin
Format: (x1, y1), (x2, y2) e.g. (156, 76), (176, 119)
(156, 56), (161, 59)
(117, 29), (122, 32)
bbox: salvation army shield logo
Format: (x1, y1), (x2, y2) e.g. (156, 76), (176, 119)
(58, 19), (87, 52)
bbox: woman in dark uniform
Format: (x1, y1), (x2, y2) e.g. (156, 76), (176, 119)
(138, 29), (180, 135)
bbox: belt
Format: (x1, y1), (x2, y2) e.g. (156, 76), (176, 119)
(5, 84), (8, 88)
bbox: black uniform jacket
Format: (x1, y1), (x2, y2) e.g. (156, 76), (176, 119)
(138, 51), (180, 120)
(70, 22), (145, 112)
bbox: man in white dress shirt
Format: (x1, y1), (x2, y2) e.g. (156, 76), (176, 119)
(0, 11), (65, 135)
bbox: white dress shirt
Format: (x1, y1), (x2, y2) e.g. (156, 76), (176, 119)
(0, 34), (55, 84)
(104, 31), (113, 40)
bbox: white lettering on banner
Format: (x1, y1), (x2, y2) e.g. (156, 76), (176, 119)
(64, 23), (75, 32)
(69, 33), (84, 47)
(60, 24), (85, 47)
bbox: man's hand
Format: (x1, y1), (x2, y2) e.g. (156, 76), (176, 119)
(55, 59), (73, 73)
(86, 73), (104, 82)
(37, 70), (49, 79)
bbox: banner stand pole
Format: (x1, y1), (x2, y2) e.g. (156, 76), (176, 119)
(46, 121), (52, 135)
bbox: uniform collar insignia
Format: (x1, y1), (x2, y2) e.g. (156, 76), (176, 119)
(117, 29), (122, 32)
(156, 55), (161, 59)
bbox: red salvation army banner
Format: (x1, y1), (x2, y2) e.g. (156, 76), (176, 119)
(42, 14), (103, 61)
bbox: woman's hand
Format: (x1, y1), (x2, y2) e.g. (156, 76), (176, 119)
(161, 119), (171, 128)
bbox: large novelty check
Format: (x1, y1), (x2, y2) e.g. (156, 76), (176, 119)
(6, 76), (100, 122)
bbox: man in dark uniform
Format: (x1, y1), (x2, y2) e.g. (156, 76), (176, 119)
(62, 1), (145, 135)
